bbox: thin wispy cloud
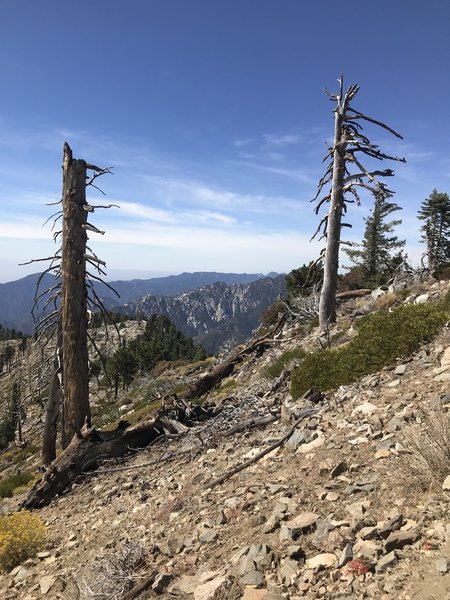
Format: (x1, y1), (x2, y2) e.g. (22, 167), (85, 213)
(233, 138), (254, 148)
(262, 133), (301, 147)
(118, 201), (174, 223)
(234, 160), (316, 184)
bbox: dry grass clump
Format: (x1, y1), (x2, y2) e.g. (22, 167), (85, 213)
(401, 408), (450, 488)
(76, 541), (147, 600)
(373, 291), (398, 310)
(0, 511), (47, 571)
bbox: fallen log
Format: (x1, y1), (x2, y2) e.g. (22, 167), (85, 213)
(182, 315), (287, 400)
(21, 415), (183, 509)
(336, 288), (371, 299)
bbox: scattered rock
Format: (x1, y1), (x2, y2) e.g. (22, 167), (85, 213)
(436, 557), (450, 574)
(305, 552), (337, 570)
(384, 529), (419, 552)
(277, 558), (298, 585)
(152, 573), (173, 594)
(240, 571), (264, 587)
(378, 514), (404, 539)
(39, 576), (55, 595)
(375, 551), (398, 572)
(280, 513), (318, 540)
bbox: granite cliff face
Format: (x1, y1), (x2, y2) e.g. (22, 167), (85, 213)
(116, 275), (287, 354)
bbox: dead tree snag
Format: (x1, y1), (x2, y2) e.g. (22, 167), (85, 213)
(312, 75), (405, 329)
(23, 143), (116, 462)
(60, 143), (91, 447)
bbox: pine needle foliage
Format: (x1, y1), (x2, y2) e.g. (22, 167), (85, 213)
(345, 193), (405, 285)
(418, 189), (450, 270)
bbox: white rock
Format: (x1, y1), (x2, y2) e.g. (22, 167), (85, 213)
(39, 575), (55, 595)
(371, 288), (386, 300)
(352, 401), (377, 416)
(440, 347), (450, 367)
(387, 379), (401, 387)
(305, 552), (337, 569)
(414, 293), (429, 305)
(297, 432), (325, 454)
(442, 475), (450, 491)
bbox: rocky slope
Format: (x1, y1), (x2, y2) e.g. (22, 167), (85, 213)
(116, 276), (287, 354)
(0, 280), (449, 600)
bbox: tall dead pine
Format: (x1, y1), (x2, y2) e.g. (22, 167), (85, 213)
(60, 143), (91, 447)
(26, 143), (115, 463)
(312, 75), (405, 328)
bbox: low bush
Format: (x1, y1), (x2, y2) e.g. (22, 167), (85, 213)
(292, 298), (449, 398)
(0, 472), (34, 499)
(266, 348), (306, 379)
(0, 511), (47, 571)
(12, 444), (39, 465)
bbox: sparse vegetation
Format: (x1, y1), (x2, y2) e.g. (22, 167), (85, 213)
(0, 512), (47, 571)
(76, 540), (147, 600)
(266, 348), (306, 379)
(0, 471), (35, 499)
(401, 408), (450, 488)
(292, 296), (450, 397)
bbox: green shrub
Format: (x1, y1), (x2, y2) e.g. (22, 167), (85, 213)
(12, 444), (39, 465)
(292, 300), (449, 398)
(266, 347), (306, 379)
(0, 512), (47, 571)
(0, 472), (34, 499)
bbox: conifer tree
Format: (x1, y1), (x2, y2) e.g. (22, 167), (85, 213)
(345, 193), (405, 283)
(417, 189), (450, 270)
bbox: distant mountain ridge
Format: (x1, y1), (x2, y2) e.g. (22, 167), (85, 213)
(0, 271), (282, 336)
(115, 275), (287, 354)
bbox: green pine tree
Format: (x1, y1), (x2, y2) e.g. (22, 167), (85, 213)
(417, 189), (450, 270)
(345, 193), (405, 285)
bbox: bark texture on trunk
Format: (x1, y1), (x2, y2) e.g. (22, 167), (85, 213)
(319, 108), (346, 328)
(61, 143), (91, 448)
(42, 323), (62, 465)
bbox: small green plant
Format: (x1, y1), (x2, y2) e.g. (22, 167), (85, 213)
(12, 444), (39, 465)
(0, 511), (47, 571)
(266, 348), (306, 379)
(0, 472), (34, 499)
(292, 297), (449, 397)
(219, 378), (237, 391)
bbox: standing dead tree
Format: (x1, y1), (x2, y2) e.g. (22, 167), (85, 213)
(23, 143), (117, 464)
(312, 75), (405, 328)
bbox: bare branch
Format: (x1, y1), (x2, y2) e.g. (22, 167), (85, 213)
(19, 256), (61, 266)
(81, 223), (105, 235)
(42, 211), (63, 227)
(346, 108), (404, 139)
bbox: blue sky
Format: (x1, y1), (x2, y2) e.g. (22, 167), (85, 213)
(0, 0), (449, 282)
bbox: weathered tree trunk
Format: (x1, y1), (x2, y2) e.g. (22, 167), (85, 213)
(319, 108), (346, 328)
(42, 323), (62, 465)
(60, 143), (91, 448)
(22, 417), (173, 509)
